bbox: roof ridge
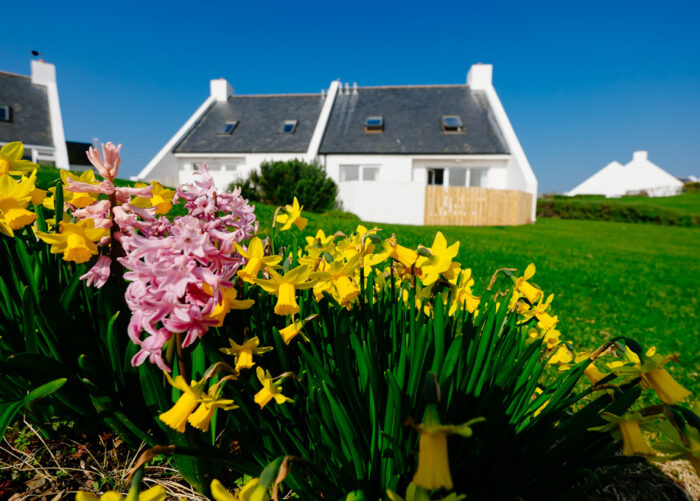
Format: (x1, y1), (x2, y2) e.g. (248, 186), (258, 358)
(354, 83), (468, 90)
(232, 92), (322, 98)
(0, 70), (31, 80)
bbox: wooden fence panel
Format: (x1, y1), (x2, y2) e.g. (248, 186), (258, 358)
(424, 187), (533, 226)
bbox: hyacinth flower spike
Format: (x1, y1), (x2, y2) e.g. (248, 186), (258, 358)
(219, 336), (273, 371)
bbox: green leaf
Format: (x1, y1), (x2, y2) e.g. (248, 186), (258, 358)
(0, 401), (23, 439)
(24, 378), (67, 407)
(54, 179), (64, 232)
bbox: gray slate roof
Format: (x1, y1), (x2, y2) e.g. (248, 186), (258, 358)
(0, 71), (53, 147)
(174, 95), (324, 154)
(319, 85), (508, 155)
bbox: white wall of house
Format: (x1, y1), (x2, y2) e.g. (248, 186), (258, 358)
(176, 153), (305, 191)
(30, 60), (69, 169)
(321, 154), (510, 225)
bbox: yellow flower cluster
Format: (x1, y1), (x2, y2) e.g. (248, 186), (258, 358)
(0, 143), (45, 237)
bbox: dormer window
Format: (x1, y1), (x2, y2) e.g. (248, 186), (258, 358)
(217, 121), (238, 135)
(441, 115), (463, 133)
(281, 120), (298, 134)
(365, 116), (384, 133)
(0, 106), (11, 122)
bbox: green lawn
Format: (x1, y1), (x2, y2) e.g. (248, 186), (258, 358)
(608, 192), (700, 215)
(256, 204), (700, 393)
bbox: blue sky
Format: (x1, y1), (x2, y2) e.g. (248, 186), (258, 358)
(3, 0), (699, 192)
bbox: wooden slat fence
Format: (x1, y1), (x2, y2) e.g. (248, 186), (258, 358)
(424, 186), (533, 226)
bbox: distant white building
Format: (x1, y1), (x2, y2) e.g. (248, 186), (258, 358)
(0, 60), (70, 168)
(137, 64), (537, 226)
(567, 151), (683, 198)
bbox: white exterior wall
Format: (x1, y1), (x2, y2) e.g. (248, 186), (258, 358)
(322, 154), (510, 225)
(176, 153), (305, 191)
(30, 60), (69, 169)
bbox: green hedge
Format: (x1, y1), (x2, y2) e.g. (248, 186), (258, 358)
(537, 196), (700, 227)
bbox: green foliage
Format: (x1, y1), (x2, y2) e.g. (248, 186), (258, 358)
(537, 193), (700, 226)
(229, 159), (338, 212)
(683, 181), (700, 193)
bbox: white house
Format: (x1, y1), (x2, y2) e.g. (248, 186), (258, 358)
(0, 60), (70, 168)
(567, 151), (684, 198)
(137, 64), (537, 226)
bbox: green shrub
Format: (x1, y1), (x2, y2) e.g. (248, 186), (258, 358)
(228, 159), (338, 213)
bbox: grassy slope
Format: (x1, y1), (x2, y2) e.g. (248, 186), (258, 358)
(549, 193), (700, 217)
(256, 203), (700, 392)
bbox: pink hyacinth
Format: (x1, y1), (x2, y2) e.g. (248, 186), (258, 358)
(118, 164), (257, 371)
(80, 255), (112, 289)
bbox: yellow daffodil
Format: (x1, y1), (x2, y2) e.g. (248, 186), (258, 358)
(75, 485), (166, 501)
(254, 367), (293, 408)
(411, 405), (484, 491)
(253, 264), (316, 316)
(641, 368), (691, 405)
(279, 319), (305, 344)
(305, 228), (334, 250)
(520, 293), (558, 330)
(547, 345), (573, 365)
(159, 373), (207, 433)
(275, 197), (307, 231)
(371, 235), (417, 269)
(34, 219), (108, 263)
(415, 231), (460, 285)
(211, 478), (269, 501)
(572, 353), (608, 385)
(235, 237), (282, 283)
(0, 171), (38, 236)
(513, 263), (543, 303)
(204, 283), (255, 326)
(387, 483), (466, 501)
(219, 337), (272, 370)
(313, 255), (361, 307)
(0, 142), (38, 176)
(448, 268), (480, 316)
(188, 381), (238, 432)
(591, 412), (659, 457)
(131, 181), (175, 215)
(60, 169), (100, 208)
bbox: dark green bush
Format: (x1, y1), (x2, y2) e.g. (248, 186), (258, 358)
(537, 196), (700, 227)
(228, 159), (338, 213)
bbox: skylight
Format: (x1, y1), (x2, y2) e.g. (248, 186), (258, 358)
(217, 121), (238, 135)
(442, 115), (463, 132)
(281, 120), (298, 134)
(0, 106), (11, 122)
(365, 116), (384, 132)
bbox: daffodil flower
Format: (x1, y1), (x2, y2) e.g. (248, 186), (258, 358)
(387, 483), (466, 501)
(75, 485), (166, 501)
(211, 478), (269, 501)
(590, 412), (659, 457)
(130, 181), (175, 215)
(275, 197), (307, 231)
(204, 283), (255, 326)
(60, 169), (101, 208)
(0, 142), (38, 176)
(253, 264), (316, 316)
(34, 219), (109, 263)
(654, 414), (700, 478)
(188, 382), (238, 432)
(448, 268), (480, 316)
(547, 345), (573, 365)
(415, 232), (460, 285)
(312, 254), (361, 307)
(235, 237), (283, 282)
(0, 170), (39, 236)
(159, 373), (207, 433)
(219, 337), (273, 370)
(254, 367), (293, 408)
(513, 263), (543, 303)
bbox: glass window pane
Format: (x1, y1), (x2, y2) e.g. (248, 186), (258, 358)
(428, 168), (444, 186)
(362, 167), (379, 181)
(340, 165), (360, 182)
(469, 169), (485, 187)
(449, 168), (467, 186)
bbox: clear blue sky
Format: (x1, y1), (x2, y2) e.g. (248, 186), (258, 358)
(3, 0), (699, 193)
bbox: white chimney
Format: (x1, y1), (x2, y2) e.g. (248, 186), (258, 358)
(31, 59), (56, 86)
(352, 82), (358, 95)
(344, 82), (350, 94)
(633, 150), (648, 162)
(31, 60), (69, 169)
(467, 63), (493, 90)
(210, 78), (233, 102)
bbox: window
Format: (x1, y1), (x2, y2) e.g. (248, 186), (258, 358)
(427, 168), (444, 186)
(449, 168), (467, 187)
(0, 106), (11, 122)
(339, 165), (360, 182)
(442, 115), (463, 133)
(365, 116), (384, 132)
(362, 166), (379, 181)
(281, 120), (298, 134)
(470, 169), (485, 187)
(217, 121), (238, 135)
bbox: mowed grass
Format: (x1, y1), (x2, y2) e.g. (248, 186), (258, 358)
(564, 192), (700, 216)
(255, 204), (700, 393)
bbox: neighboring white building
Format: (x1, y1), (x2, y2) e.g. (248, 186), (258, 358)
(137, 64), (537, 226)
(567, 151), (684, 198)
(0, 60), (70, 168)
